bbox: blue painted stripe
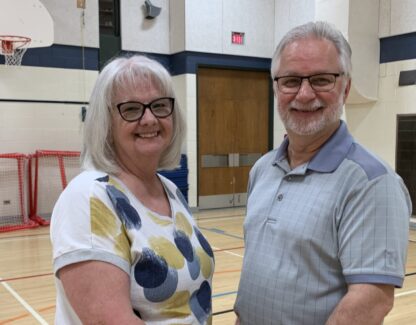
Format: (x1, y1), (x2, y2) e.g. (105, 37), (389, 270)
(213, 290), (237, 298)
(170, 51), (271, 75)
(0, 44), (99, 70)
(380, 32), (416, 63)
(125, 51), (271, 75)
(12, 35), (416, 73)
(4, 32), (416, 70)
(6, 45), (270, 75)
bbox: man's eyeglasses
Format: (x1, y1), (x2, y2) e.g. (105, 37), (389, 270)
(273, 73), (344, 94)
(116, 97), (174, 122)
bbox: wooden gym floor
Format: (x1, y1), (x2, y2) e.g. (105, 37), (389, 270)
(0, 207), (415, 324)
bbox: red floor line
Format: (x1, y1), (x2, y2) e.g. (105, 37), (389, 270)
(0, 272), (53, 282)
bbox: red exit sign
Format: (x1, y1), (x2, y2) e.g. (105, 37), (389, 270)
(232, 32), (245, 45)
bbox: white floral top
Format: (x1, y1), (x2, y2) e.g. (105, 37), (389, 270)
(51, 170), (214, 325)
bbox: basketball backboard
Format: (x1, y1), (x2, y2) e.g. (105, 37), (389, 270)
(0, 0), (54, 48)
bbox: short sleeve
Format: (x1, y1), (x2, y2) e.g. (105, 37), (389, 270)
(338, 173), (411, 287)
(50, 171), (131, 277)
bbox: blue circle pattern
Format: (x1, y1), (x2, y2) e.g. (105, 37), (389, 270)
(143, 268), (178, 302)
(134, 248), (169, 288)
(186, 252), (200, 280)
(174, 229), (201, 280)
(174, 230), (194, 261)
(189, 281), (212, 324)
(134, 248), (179, 303)
(102, 176), (213, 322)
(106, 185), (141, 229)
(194, 226), (214, 258)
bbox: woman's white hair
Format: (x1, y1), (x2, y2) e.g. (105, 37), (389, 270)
(271, 21), (352, 79)
(81, 54), (185, 173)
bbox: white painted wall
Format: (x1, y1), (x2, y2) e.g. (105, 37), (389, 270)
(0, 65), (96, 153)
(172, 74), (198, 207)
(274, 0), (315, 46)
(379, 0), (416, 37)
(184, 0), (223, 54)
(346, 59), (416, 168)
(347, 0), (380, 104)
(221, 0), (275, 57)
(122, 0), (171, 53)
(122, 0), (275, 58)
(41, 0), (99, 47)
(345, 0), (416, 169)
(170, 0), (186, 53)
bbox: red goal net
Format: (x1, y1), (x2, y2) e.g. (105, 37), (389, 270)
(0, 153), (37, 232)
(30, 150), (81, 225)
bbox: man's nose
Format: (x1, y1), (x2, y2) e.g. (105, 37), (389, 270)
(295, 79), (316, 101)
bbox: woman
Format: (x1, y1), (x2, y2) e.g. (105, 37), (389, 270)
(50, 55), (214, 324)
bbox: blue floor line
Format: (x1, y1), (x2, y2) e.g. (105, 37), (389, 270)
(213, 290), (238, 298)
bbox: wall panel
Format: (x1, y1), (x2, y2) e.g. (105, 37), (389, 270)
(121, 0), (170, 53)
(41, 0), (99, 47)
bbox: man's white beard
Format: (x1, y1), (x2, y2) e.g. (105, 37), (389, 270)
(278, 96), (344, 136)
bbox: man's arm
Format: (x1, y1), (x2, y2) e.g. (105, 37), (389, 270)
(326, 283), (394, 325)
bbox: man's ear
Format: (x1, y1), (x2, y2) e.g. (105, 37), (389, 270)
(343, 78), (352, 103)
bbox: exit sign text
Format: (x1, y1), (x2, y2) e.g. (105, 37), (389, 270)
(232, 32), (245, 45)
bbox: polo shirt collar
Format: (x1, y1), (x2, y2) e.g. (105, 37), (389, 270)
(273, 121), (354, 173)
(275, 136), (289, 163)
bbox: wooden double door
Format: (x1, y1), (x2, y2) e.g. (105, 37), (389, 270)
(197, 68), (271, 209)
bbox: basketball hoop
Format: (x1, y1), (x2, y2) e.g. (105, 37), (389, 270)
(0, 35), (31, 66)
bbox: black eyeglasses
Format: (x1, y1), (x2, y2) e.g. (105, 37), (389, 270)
(273, 73), (344, 94)
(116, 97), (175, 122)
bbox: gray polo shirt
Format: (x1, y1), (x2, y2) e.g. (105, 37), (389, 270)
(234, 122), (411, 325)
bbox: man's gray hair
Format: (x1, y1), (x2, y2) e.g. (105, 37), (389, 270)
(271, 21), (352, 79)
(81, 54), (185, 173)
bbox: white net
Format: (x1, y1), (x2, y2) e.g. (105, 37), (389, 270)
(3, 47), (28, 65)
(33, 151), (81, 221)
(0, 154), (31, 231)
(0, 36), (31, 66)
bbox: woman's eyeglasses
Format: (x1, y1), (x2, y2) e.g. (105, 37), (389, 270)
(116, 97), (174, 122)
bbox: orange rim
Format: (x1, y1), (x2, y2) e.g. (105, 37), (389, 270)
(0, 35), (31, 54)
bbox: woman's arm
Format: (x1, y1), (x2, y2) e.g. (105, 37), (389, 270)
(59, 260), (145, 325)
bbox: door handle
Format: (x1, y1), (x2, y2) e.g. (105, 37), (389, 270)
(201, 153), (261, 168)
(201, 154), (228, 168)
(228, 153), (239, 167)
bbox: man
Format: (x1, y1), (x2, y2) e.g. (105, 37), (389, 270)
(234, 21), (411, 325)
